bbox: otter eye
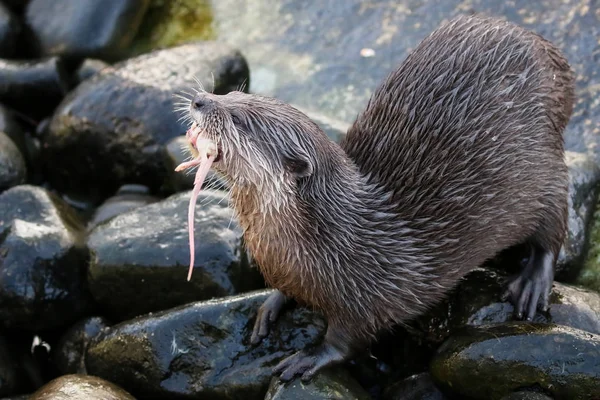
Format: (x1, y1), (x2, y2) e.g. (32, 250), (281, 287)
(231, 114), (241, 125)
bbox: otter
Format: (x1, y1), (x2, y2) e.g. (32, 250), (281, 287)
(175, 14), (575, 382)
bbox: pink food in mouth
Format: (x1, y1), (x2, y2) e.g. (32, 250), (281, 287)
(175, 133), (217, 281)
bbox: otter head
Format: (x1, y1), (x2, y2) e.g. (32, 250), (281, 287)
(185, 90), (327, 188)
(177, 90), (332, 281)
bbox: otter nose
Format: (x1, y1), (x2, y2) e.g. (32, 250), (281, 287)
(192, 95), (212, 111)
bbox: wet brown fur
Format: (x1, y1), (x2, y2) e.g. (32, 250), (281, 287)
(187, 14), (575, 349)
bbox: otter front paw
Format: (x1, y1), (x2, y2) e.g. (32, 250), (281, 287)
(272, 343), (348, 382)
(250, 290), (288, 345)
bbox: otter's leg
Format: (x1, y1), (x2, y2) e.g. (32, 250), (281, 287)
(501, 243), (554, 320)
(250, 290), (289, 344)
(272, 324), (358, 382)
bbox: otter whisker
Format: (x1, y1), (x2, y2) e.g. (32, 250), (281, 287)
(193, 75), (206, 93)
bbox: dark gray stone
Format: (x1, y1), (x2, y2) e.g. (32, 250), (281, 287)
(0, 336), (27, 397)
(73, 59), (109, 85)
(25, 0), (150, 61)
(0, 185), (91, 331)
(558, 151), (600, 279)
(53, 316), (110, 375)
(0, 132), (26, 191)
(430, 323), (600, 400)
(87, 189), (264, 321)
(0, 104), (28, 164)
(0, 57), (70, 119)
(44, 41), (250, 198)
(382, 373), (447, 400)
(87, 183), (159, 230)
(29, 374), (136, 400)
(407, 268), (600, 346)
(500, 392), (553, 400)
(86, 290), (326, 400)
(0, 2), (20, 58)
(265, 368), (371, 400)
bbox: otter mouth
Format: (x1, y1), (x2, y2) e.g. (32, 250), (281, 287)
(174, 121), (221, 282)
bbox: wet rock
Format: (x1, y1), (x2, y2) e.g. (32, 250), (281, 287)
(407, 268), (600, 346)
(0, 335), (27, 397)
(134, 1), (599, 162)
(163, 135), (228, 192)
(0, 132), (26, 191)
(30, 374), (136, 400)
(0, 104), (28, 162)
(579, 194), (600, 294)
(500, 392), (553, 400)
(44, 41), (249, 198)
(1, 0), (29, 15)
(73, 59), (109, 85)
(0, 3), (20, 58)
(87, 189), (264, 321)
(87, 184), (159, 230)
(53, 316), (110, 375)
(382, 373), (447, 400)
(24, 0), (149, 61)
(265, 368), (371, 400)
(0, 57), (70, 119)
(86, 289), (326, 399)
(430, 323), (600, 400)
(0, 185), (91, 331)
(558, 151), (600, 279)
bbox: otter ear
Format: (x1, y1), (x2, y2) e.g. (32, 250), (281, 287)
(284, 155), (313, 179)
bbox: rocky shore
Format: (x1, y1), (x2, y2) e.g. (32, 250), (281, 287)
(0, 1), (599, 399)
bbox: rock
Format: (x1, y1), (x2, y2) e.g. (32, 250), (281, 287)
(29, 374), (136, 400)
(0, 132), (26, 191)
(0, 396), (30, 400)
(407, 268), (600, 346)
(265, 368), (371, 400)
(86, 289), (326, 399)
(0, 57), (70, 119)
(44, 41), (250, 198)
(0, 104), (29, 163)
(579, 195), (600, 294)
(0, 185), (91, 331)
(0, 335), (27, 397)
(382, 373), (447, 400)
(1, 0), (29, 14)
(87, 189), (264, 321)
(24, 0), (150, 61)
(500, 392), (553, 400)
(73, 59), (109, 85)
(163, 135), (228, 193)
(430, 322), (600, 400)
(131, 1), (600, 161)
(0, 2), (20, 58)
(558, 151), (600, 279)
(53, 316), (110, 375)
(87, 184), (159, 230)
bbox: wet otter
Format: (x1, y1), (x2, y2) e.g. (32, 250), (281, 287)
(175, 14), (575, 382)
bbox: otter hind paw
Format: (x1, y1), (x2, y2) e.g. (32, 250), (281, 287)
(273, 343), (347, 382)
(501, 246), (554, 321)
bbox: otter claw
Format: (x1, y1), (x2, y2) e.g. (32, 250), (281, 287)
(250, 291), (287, 345)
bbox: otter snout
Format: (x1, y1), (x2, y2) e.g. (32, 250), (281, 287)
(191, 93), (216, 113)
